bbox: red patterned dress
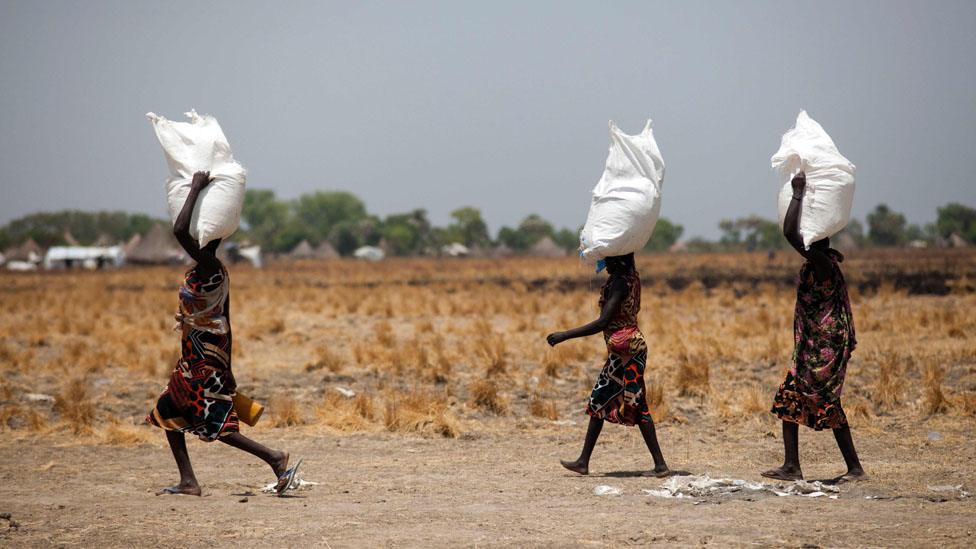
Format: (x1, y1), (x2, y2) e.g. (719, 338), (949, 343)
(585, 270), (653, 426)
(771, 249), (856, 430)
(147, 265), (239, 441)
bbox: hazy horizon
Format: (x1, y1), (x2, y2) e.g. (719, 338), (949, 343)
(2, 1), (974, 239)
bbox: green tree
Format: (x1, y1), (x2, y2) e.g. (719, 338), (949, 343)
(293, 191), (368, 244)
(866, 204), (907, 247)
(497, 214), (556, 252)
(329, 216), (381, 256)
(935, 202), (976, 243)
(518, 214), (555, 246)
(445, 207), (491, 248)
(835, 218), (867, 248)
(718, 215), (784, 251)
(0, 210), (163, 247)
(242, 189), (295, 251)
(644, 217), (684, 252)
(496, 226), (523, 251)
(553, 227), (579, 253)
(380, 209), (432, 256)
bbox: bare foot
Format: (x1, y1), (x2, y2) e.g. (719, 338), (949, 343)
(560, 459), (588, 475)
(761, 466), (803, 481)
(156, 483), (201, 496)
(643, 467), (691, 478)
(271, 451), (291, 492)
(641, 465), (675, 478)
(270, 450), (290, 478)
(833, 469), (867, 484)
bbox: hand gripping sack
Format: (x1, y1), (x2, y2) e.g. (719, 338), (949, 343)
(146, 110), (247, 247)
(772, 111), (855, 249)
(579, 120), (665, 263)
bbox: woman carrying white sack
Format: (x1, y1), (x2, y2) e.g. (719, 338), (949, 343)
(145, 111), (302, 496)
(763, 111), (865, 483)
(546, 120), (684, 478)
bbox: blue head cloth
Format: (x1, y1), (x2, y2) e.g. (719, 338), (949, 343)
(595, 259), (606, 273)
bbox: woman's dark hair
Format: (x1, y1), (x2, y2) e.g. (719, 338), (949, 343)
(604, 253), (635, 275)
(810, 237), (830, 250)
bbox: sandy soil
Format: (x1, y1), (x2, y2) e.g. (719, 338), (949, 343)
(1, 416), (973, 548)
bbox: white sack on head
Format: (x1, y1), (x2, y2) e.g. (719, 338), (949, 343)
(772, 111), (855, 249)
(579, 120), (665, 263)
(147, 110), (246, 248)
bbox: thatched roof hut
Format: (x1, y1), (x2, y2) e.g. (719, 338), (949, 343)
(94, 233), (115, 247)
(126, 224), (184, 264)
(489, 244), (514, 258)
(528, 236), (567, 258)
(288, 239), (315, 259)
(314, 241), (340, 259)
(5, 238), (44, 262)
(949, 233), (971, 248)
(62, 231), (80, 246)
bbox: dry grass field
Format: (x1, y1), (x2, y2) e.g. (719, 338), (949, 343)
(1, 249), (975, 547)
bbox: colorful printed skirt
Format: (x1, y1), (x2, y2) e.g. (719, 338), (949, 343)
(771, 370), (848, 431)
(585, 350), (652, 426)
(146, 358), (239, 441)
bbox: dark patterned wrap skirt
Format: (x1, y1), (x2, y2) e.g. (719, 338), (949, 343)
(771, 250), (855, 431)
(147, 355), (239, 441)
(585, 350), (653, 426)
(146, 266), (239, 441)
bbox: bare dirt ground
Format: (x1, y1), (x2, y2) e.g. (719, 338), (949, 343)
(1, 418), (974, 547)
(1, 252), (975, 547)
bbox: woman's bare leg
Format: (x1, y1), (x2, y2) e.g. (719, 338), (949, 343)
(158, 430), (202, 496)
(638, 419), (672, 477)
(219, 432), (289, 478)
(761, 420), (803, 481)
(832, 424), (866, 481)
(561, 416), (604, 475)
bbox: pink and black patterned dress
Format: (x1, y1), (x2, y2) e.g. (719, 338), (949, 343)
(585, 270), (653, 426)
(771, 249), (856, 430)
(147, 265), (239, 441)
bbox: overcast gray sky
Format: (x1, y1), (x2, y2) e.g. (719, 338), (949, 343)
(1, 1), (974, 239)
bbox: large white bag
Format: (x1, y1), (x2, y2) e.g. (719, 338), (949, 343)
(146, 110), (246, 247)
(579, 120), (665, 263)
(772, 111), (855, 249)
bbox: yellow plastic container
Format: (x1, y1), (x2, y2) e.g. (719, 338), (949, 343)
(232, 393), (265, 427)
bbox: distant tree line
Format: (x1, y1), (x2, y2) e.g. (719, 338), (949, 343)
(682, 202), (976, 252)
(0, 210), (160, 250)
(1, 193), (973, 256)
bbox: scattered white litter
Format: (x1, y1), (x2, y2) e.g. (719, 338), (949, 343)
(333, 387), (356, 398)
(25, 393), (55, 403)
(261, 478), (319, 494)
(927, 431), (942, 441)
(643, 475), (841, 500)
(594, 485), (623, 496)
(928, 485), (970, 498)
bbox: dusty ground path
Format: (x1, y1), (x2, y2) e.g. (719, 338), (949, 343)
(1, 420), (973, 548)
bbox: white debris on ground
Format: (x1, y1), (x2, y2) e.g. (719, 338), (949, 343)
(928, 485), (970, 498)
(333, 387), (356, 398)
(593, 485), (623, 496)
(261, 477), (320, 494)
(643, 475), (841, 500)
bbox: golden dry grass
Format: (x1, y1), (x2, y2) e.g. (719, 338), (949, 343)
(0, 249), (973, 443)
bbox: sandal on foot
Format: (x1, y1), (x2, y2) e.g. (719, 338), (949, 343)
(275, 457), (303, 496)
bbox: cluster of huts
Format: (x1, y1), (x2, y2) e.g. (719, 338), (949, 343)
(1, 225), (262, 271)
(1, 225), (573, 271)
(281, 234), (570, 262)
